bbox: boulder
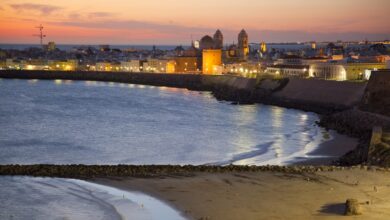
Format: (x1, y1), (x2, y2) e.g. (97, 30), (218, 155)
(345, 199), (362, 216)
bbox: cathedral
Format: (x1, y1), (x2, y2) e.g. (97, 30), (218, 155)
(198, 29), (250, 61)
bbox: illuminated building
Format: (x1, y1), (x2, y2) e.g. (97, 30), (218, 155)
(331, 55), (344, 61)
(193, 40), (200, 49)
(174, 57), (198, 73)
(265, 64), (309, 78)
(5, 59), (22, 70)
(224, 62), (261, 78)
(301, 57), (329, 65)
(166, 61), (176, 73)
(17, 59), (49, 70)
(202, 49), (222, 74)
(311, 42), (316, 50)
(276, 55), (303, 65)
(96, 62), (121, 72)
(120, 60), (142, 72)
(143, 59), (175, 73)
(213, 30), (223, 49)
(47, 42), (56, 51)
(309, 62), (386, 80)
(0, 60), (5, 70)
(260, 42), (267, 53)
(238, 29), (249, 60)
(48, 60), (78, 71)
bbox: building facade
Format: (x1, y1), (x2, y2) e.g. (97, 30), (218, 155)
(265, 64), (309, 78)
(309, 62), (386, 80)
(202, 49), (222, 74)
(143, 59), (175, 73)
(173, 57), (198, 73)
(224, 62), (261, 78)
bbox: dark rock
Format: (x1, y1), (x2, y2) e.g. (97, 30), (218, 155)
(345, 199), (362, 216)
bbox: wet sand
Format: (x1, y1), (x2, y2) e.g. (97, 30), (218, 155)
(293, 130), (359, 165)
(93, 169), (390, 220)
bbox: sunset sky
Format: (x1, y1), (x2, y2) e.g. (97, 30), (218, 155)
(1, 0), (389, 45)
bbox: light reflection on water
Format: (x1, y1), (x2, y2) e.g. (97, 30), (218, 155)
(0, 79), (331, 165)
(28, 79), (38, 84)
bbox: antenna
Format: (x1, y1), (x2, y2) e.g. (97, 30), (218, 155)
(33, 24), (46, 48)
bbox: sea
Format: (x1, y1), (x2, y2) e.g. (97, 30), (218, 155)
(0, 79), (331, 165)
(0, 78), (344, 219)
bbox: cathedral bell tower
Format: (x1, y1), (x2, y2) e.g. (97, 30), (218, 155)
(238, 29), (249, 60)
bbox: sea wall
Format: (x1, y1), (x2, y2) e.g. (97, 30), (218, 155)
(319, 109), (390, 165)
(205, 76), (367, 113)
(269, 78), (367, 113)
(360, 70), (390, 117)
(204, 75), (258, 104)
(0, 70), (207, 90)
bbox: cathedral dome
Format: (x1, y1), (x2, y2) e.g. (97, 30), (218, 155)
(200, 35), (215, 50)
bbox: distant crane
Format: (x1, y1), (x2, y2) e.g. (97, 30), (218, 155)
(33, 24), (46, 48)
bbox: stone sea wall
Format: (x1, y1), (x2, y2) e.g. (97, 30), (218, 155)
(269, 78), (367, 113)
(319, 109), (390, 165)
(0, 70), (207, 90)
(360, 70), (390, 117)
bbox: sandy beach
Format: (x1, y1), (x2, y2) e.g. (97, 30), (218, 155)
(293, 130), (359, 165)
(93, 168), (390, 220)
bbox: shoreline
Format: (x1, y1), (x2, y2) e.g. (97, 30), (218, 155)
(91, 169), (390, 220)
(293, 130), (359, 165)
(1, 165), (390, 219)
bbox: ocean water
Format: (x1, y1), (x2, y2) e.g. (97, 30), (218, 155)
(0, 78), (330, 165)
(0, 78), (341, 219)
(0, 79), (334, 165)
(0, 176), (185, 220)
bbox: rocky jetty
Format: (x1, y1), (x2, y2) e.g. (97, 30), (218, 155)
(0, 164), (389, 179)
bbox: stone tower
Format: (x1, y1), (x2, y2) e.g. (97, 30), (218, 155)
(238, 29), (249, 60)
(213, 29), (223, 49)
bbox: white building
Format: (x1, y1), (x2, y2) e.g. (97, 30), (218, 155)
(309, 62), (386, 81)
(265, 64), (309, 78)
(142, 59), (175, 73)
(309, 63), (346, 81)
(224, 62), (261, 78)
(120, 60), (142, 72)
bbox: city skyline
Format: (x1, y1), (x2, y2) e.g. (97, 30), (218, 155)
(0, 0), (390, 45)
